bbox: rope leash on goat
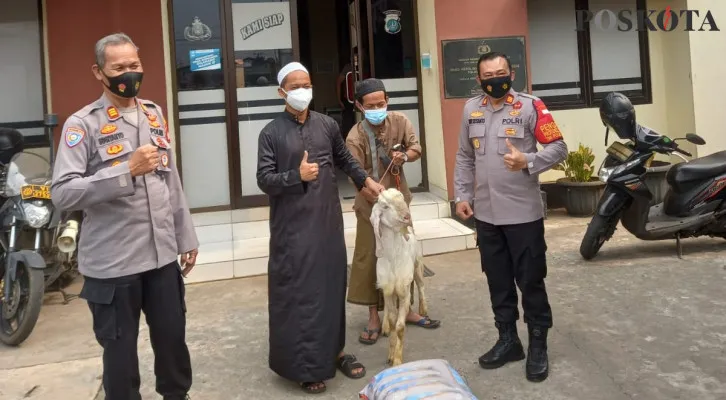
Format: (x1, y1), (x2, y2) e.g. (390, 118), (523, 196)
(377, 160), (402, 191)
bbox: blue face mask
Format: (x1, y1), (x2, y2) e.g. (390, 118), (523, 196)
(364, 108), (388, 125)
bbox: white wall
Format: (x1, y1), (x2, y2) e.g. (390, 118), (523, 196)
(686, 0), (726, 156)
(416, 0), (448, 200)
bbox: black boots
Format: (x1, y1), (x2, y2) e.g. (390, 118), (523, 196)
(478, 322), (525, 369)
(479, 322), (550, 382)
(526, 325), (549, 382)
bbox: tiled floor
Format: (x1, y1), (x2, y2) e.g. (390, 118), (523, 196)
(186, 192), (475, 284)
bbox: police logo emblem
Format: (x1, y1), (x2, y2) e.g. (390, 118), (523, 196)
(107, 144), (124, 155)
(470, 111), (484, 118)
(100, 124), (117, 135)
(184, 16), (212, 41)
(383, 10), (402, 34)
(472, 138), (480, 149)
(64, 127), (85, 148)
(161, 153), (169, 167)
(118, 83), (126, 93)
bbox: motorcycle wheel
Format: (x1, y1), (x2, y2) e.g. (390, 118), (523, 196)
(0, 263), (45, 346)
(580, 213), (620, 260)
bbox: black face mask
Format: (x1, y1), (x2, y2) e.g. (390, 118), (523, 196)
(480, 75), (512, 99)
(103, 71), (144, 98)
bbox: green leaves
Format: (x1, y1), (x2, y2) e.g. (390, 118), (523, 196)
(553, 144), (596, 182)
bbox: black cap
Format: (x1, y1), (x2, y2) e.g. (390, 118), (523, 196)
(355, 78), (386, 102)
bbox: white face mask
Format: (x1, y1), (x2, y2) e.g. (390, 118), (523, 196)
(283, 88), (313, 112)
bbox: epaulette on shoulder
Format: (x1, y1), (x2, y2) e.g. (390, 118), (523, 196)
(138, 98), (159, 108)
(517, 92), (539, 101)
(74, 101), (104, 119)
(465, 95), (485, 105)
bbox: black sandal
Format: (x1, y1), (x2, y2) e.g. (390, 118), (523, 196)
(299, 381), (326, 394)
(359, 327), (381, 345)
(336, 354), (366, 379)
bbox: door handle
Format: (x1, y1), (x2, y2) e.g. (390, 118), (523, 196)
(345, 71), (354, 104)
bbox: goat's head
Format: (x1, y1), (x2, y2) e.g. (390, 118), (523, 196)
(370, 188), (412, 258)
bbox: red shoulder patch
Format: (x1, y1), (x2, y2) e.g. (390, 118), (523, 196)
(532, 99), (563, 144)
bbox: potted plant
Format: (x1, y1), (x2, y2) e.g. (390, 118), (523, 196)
(553, 144), (606, 217)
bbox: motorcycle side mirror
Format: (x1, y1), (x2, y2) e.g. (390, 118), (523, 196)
(685, 133), (706, 145)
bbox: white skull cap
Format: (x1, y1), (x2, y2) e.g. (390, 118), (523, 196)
(277, 62), (309, 86)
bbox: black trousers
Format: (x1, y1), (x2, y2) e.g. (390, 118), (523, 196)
(475, 218), (553, 328)
(80, 262), (192, 400)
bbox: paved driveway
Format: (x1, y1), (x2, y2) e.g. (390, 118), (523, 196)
(1, 211), (725, 400)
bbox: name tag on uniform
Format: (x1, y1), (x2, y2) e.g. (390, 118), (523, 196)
(501, 117), (524, 125)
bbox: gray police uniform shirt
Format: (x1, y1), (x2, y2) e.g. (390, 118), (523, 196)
(454, 90), (568, 225)
(51, 94), (198, 279)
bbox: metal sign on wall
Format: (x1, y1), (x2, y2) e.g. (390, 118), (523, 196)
(441, 36), (527, 99)
(232, 2), (292, 51)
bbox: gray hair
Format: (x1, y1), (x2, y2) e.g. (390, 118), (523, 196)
(94, 33), (139, 69)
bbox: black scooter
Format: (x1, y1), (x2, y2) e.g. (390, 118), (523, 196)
(580, 124), (726, 260)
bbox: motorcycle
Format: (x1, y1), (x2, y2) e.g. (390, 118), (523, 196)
(580, 121), (726, 260)
(0, 144), (80, 346)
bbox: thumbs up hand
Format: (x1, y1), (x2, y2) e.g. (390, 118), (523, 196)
(299, 150), (319, 182)
(503, 139), (527, 171)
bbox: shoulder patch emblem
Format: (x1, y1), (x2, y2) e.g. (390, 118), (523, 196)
(64, 127), (85, 148)
(505, 94), (515, 104)
(107, 106), (120, 121)
(161, 153), (169, 167)
(470, 110), (484, 118)
(100, 124), (117, 135)
(481, 97), (488, 106)
(107, 143), (124, 155)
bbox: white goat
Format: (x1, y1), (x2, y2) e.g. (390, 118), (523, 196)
(370, 188), (428, 366)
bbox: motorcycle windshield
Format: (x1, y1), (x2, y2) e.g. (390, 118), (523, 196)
(3, 152), (52, 199)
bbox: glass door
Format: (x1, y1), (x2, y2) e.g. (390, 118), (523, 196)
(227, 0), (297, 208)
(353, 0), (426, 191)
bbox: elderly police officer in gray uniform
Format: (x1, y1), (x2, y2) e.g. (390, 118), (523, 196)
(51, 33), (197, 400)
(454, 51), (567, 383)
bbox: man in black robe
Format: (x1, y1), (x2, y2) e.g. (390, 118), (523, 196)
(257, 62), (385, 395)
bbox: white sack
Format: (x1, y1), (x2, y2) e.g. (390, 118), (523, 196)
(358, 359), (478, 400)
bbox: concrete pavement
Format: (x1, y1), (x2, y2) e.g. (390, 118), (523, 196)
(1, 211), (726, 400)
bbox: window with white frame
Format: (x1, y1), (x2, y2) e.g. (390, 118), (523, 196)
(527, 0), (651, 110)
(0, 0), (47, 147)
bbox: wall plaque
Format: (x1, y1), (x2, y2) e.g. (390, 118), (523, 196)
(441, 36), (527, 99)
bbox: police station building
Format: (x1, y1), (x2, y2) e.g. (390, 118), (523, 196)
(3, 0), (724, 282)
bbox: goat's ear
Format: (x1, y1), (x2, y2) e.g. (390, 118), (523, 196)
(370, 205), (383, 258)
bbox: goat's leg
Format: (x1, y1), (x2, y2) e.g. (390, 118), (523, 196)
(392, 289), (411, 366)
(414, 258), (428, 317)
(383, 294), (398, 365)
(381, 294), (392, 337)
